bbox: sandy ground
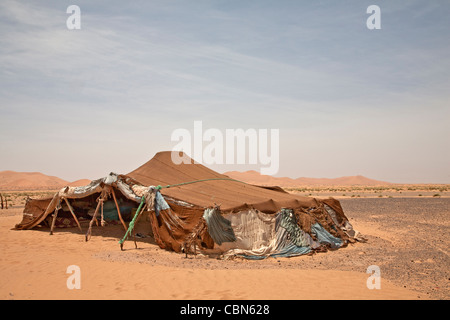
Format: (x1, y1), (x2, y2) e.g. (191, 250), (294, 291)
(0, 197), (448, 300)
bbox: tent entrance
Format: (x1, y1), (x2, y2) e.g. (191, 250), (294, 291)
(46, 188), (140, 236)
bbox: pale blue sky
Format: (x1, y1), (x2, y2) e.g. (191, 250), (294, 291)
(0, 0), (449, 183)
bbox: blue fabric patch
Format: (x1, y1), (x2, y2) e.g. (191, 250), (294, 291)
(311, 223), (343, 248)
(238, 244), (311, 260)
(154, 191), (170, 217)
(203, 208), (236, 245)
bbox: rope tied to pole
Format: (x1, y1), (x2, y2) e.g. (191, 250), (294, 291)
(119, 195), (146, 249)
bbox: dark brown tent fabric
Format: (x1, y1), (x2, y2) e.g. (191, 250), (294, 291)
(148, 201), (214, 253)
(14, 151), (361, 257)
(124, 151), (356, 254)
(18, 197), (54, 229)
(127, 151), (331, 213)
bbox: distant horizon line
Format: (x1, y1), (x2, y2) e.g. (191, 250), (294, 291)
(0, 169), (449, 186)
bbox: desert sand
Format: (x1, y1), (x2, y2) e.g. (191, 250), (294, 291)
(1, 194), (448, 300)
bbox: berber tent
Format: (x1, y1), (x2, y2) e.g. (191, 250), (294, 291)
(14, 151), (366, 259)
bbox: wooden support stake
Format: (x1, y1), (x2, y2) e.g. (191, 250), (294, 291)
(50, 198), (61, 235)
(100, 199), (105, 227)
(63, 198), (82, 232)
(85, 199), (102, 241)
(111, 188), (128, 231)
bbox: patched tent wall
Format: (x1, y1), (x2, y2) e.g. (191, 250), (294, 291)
(15, 151), (366, 259)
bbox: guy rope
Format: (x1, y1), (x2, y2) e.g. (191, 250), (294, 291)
(119, 195), (146, 250)
(118, 178), (246, 250)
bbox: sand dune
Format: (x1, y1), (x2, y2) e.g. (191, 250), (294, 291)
(224, 170), (392, 187)
(67, 179), (92, 187)
(0, 168), (392, 190)
(0, 171), (90, 190)
(0, 171), (68, 190)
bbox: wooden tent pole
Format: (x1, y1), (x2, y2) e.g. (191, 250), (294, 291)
(111, 188), (127, 231)
(85, 199), (102, 241)
(100, 199), (105, 227)
(49, 198), (61, 235)
(63, 198), (82, 232)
